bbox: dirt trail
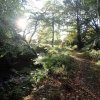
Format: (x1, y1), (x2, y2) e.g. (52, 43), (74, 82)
(25, 75), (99, 100)
(70, 50), (100, 96)
(24, 50), (100, 100)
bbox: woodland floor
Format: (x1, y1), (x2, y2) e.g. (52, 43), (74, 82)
(24, 50), (100, 100)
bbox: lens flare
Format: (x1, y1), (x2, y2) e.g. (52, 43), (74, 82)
(16, 18), (27, 30)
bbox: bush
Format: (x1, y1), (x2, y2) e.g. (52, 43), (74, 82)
(0, 35), (37, 67)
(35, 46), (48, 54)
(29, 69), (48, 83)
(39, 53), (75, 74)
(83, 50), (100, 61)
(0, 78), (32, 100)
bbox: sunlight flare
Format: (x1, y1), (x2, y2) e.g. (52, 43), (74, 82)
(16, 18), (27, 30)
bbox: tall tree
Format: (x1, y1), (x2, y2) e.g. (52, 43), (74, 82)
(63, 0), (84, 49)
(0, 0), (23, 39)
(82, 0), (100, 49)
(40, 0), (64, 46)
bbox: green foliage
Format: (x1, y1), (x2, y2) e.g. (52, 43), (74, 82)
(83, 50), (100, 61)
(35, 46), (48, 54)
(36, 47), (75, 74)
(0, 0), (23, 18)
(0, 76), (32, 100)
(47, 46), (68, 55)
(0, 0), (24, 39)
(29, 69), (48, 83)
(1, 0), (100, 99)
(63, 0), (100, 50)
(65, 32), (77, 46)
(0, 35), (37, 63)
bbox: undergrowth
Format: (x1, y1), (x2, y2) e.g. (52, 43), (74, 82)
(36, 46), (77, 75)
(0, 46), (78, 100)
(83, 49), (100, 62)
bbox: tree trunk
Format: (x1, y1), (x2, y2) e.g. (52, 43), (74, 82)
(52, 14), (55, 47)
(76, 1), (83, 50)
(29, 20), (38, 44)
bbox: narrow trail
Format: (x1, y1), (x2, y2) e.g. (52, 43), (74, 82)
(24, 50), (100, 100)
(69, 50), (100, 97)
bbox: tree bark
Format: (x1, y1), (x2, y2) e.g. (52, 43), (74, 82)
(52, 14), (55, 47)
(29, 20), (38, 44)
(76, 0), (83, 50)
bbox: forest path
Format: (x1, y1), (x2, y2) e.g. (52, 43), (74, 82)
(69, 49), (100, 97)
(24, 49), (100, 100)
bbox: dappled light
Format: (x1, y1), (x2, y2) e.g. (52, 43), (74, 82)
(0, 0), (100, 100)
